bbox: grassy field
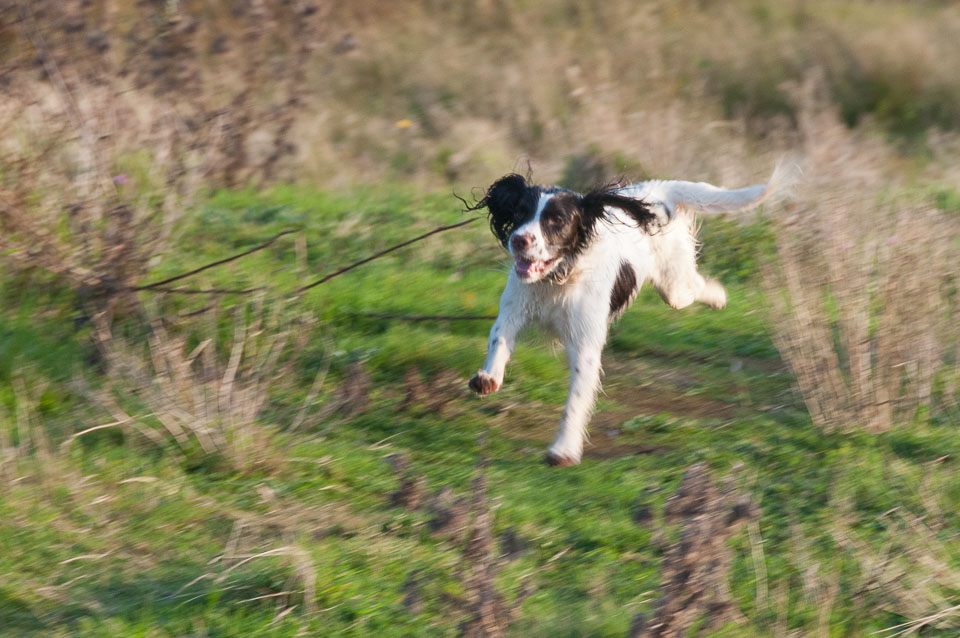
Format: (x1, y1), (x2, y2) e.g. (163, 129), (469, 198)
(2, 2), (960, 635)
(2, 184), (959, 637)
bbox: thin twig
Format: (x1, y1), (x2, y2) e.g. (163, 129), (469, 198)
(60, 417), (135, 449)
(44, 212), (481, 301)
(139, 285), (265, 295)
(134, 230), (297, 291)
(59, 551), (114, 565)
(877, 602), (960, 636)
(178, 305), (216, 318)
(133, 216), (480, 297)
(296, 217), (481, 293)
(346, 312), (496, 322)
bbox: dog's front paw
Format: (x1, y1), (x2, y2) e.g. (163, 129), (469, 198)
(545, 450), (581, 467)
(545, 443), (582, 467)
(468, 371), (500, 396)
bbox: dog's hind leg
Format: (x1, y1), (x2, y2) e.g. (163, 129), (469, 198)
(654, 270), (727, 311)
(650, 218), (726, 310)
(696, 276), (727, 310)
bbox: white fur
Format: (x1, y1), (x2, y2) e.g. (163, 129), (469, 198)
(473, 170), (780, 465)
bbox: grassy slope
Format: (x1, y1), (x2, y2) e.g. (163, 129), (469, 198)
(2, 186), (960, 637)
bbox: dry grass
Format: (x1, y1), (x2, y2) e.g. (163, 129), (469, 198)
(456, 457), (532, 637)
(831, 480), (960, 635)
(2, 3), (960, 635)
(81, 297), (312, 474)
(0, 373), (70, 490)
(763, 75), (960, 432)
(0, 0), (325, 317)
(5, 1), (960, 191)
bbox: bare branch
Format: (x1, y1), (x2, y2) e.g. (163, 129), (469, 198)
(134, 230), (297, 291)
(346, 312), (496, 322)
(296, 217), (481, 293)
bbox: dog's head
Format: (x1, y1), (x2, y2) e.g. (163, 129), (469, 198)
(471, 174), (659, 283)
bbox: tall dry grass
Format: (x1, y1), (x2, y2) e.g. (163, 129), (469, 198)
(0, 0), (325, 318)
(82, 298), (311, 473)
(0, 373), (69, 489)
(1, 1), (956, 448)
(5, 1), (960, 190)
(817, 463), (960, 636)
(1, 1), (957, 445)
(764, 76), (960, 432)
(1, 4), (960, 635)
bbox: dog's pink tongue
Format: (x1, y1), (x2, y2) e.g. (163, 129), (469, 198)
(515, 258), (539, 278)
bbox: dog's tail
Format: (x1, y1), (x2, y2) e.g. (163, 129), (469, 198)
(647, 158), (797, 218)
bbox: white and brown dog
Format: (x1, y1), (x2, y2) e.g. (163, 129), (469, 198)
(466, 167), (784, 466)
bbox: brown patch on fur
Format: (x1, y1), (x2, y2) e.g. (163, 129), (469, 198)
(609, 260), (638, 319)
(539, 192), (583, 252)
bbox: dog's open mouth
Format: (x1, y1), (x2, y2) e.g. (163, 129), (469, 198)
(515, 256), (559, 280)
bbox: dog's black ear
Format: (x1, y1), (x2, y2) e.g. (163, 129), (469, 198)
(474, 173), (531, 248)
(582, 187), (660, 233)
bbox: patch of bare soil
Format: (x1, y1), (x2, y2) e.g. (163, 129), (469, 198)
(482, 355), (737, 461)
(619, 345), (787, 375)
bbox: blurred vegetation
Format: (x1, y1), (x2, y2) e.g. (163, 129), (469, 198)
(2, 183), (958, 635)
(1, 1), (960, 636)
(5, 0), (960, 187)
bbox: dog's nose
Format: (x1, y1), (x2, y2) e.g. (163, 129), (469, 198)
(511, 233), (533, 252)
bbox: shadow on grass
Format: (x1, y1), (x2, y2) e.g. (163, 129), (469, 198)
(0, 589), (45, 633)
(35, 564), (300, 634)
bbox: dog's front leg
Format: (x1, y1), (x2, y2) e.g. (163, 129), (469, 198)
(469, 278), (527, 396)
(546, 323), (607, 467)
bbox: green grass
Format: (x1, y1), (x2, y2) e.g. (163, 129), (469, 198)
(2, 185), (959, 636)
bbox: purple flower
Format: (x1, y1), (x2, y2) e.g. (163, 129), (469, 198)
(112, 174), (129, 185)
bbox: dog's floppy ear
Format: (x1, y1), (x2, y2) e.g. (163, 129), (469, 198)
(477, 173), (531, 248)
(581, 187), (660, 233)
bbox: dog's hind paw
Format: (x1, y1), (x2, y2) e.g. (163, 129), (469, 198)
(468, 371), (500, 396)
(700, 278), (727, 310)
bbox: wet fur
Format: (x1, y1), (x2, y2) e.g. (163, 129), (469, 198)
(466, 175), (659, 283)
(466, 170), (780, 466)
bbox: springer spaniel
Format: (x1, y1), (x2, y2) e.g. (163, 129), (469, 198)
(466, 168), (783, 466)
